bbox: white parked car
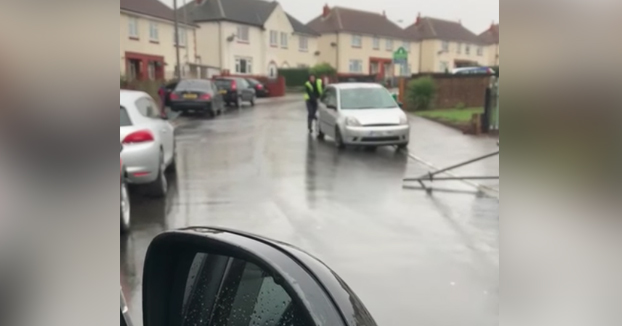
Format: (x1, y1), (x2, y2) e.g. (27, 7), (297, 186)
(120, 90), (176, 197)
(317, 83), (410, 150)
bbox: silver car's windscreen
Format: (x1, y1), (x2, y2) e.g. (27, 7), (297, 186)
(339, 88), (398, 109)
(120, 106), (132, 126)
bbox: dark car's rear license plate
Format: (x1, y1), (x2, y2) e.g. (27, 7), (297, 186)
(183, 94), (198, 99)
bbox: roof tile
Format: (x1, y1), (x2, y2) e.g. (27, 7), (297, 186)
(405, 17), (482, 44)
(307, 6), (408, 40)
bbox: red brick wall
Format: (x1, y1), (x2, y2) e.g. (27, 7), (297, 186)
(404, 74), (492, 109)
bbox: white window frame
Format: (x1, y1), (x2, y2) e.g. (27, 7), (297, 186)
(299, 36), (308, 52)
(174, 28), (187, 47)
(477, 46), (483, 56)
(441, 41), (449, 53)
(348, 59), (363, 73)
(149, 22), (159, 42)
(457, 43), (462, 54)
(128, 17), (139, 38)
(280, 32), (288, 48)
(351, 34), (362, 48)
(465, 44), (471, 55)
(235, 57), (252, 74)
(439, 61), (449, 72)
(372, 37), (380, 50)
(237, 26), (249, 42)
(270, 30), (278, 47)
(386, 39), (393, 51)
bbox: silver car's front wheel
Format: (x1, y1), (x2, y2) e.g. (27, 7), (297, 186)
(120, 181), (131, 233)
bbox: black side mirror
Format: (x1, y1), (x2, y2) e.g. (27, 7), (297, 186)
(142, 228), (377, 326)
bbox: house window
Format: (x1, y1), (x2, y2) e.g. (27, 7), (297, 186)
(351, 34), (362, 48)
(148, 62), (156, 80)
(270, 30), (278, 47)
(280, 32), (288, 48)
(299, 36), (308, 52)
(237, 26), (249, 42)
(439, 61), (449, 73)
(174, 28), (187, 46)
(128, 17), (139, 38)
(386, 39), (393, 51)
(372, 37), (380, 50)
(457, 43), (462, 54)
(348, 59), (363, 73)
(235, 57), (252, 74)
(465, 44), (471, 55)
(477, 46), (483, 56)
(441, 41), (449, 52)
(402, 41), (410, 52)
(149, 22), (159, 42)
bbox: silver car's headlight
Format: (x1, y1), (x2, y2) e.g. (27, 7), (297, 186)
(399, 114), (409, 125)
(345, 117), (361, 126)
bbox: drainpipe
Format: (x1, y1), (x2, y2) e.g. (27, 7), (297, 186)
(335, 32), (339, 74)
(418, 40), (423, 73)
(218, 22), (223, 71)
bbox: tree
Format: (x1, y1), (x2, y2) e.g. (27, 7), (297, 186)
(309, 63), (336, 77)
(406, 77), (437, 111)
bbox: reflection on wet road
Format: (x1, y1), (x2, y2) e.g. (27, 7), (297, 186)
(121, 100), (499, 326)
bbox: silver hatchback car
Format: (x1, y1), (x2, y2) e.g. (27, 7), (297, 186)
(120, 90), (176, 197)
(317, 83), (410, 150)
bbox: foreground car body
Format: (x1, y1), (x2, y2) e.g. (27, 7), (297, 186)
(128, 227), (377, 326)
(120, 90), (176, 197)
(120, 143), (130, 233)
(318, 83), (410, 149)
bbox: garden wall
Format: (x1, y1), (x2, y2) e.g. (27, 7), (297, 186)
(400, 74), (493, 109)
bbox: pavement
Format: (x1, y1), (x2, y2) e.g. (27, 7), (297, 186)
(121, 98), (499, 326)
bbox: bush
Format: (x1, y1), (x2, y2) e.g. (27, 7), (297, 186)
(455, 102), (466, 110)
(278, 68), (309, 87)
(309, 63), (336, 78)
(405, 77), (437, 111)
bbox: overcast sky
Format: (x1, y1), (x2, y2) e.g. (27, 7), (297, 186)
(160, 0), (498, 33)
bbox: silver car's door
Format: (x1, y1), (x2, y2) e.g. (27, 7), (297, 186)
(319, 87), (338, 138)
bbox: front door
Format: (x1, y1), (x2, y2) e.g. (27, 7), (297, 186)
(318, 87), (338, 138)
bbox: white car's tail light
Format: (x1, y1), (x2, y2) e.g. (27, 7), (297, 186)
(122, 130), (154, 144)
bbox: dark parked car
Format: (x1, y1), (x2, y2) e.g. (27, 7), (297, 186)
(163, 80), (179, 107)
(122, 227), (378, 326)
(214, 77), (256, 108)
(169, 79), (225, 117)
(246, 78), (270, 97)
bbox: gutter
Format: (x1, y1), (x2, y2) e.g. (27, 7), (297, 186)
(218, 21), (223, 69)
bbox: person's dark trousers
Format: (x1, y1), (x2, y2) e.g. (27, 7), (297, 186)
(306, 100), (318, 132)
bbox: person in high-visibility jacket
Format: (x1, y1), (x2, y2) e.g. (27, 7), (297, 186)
(304, 75), (323, 133)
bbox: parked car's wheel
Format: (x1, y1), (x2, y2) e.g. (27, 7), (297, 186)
(120, 178), (131, 234)
(317, 127), (325, 141)
(166, 142), (176, 174)
(335, 128), (346, 150)
(397, 143), (409, 150)
(147, 151), (167, 198)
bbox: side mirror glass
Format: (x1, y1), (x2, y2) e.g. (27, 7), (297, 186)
(142, 228), (378, 326)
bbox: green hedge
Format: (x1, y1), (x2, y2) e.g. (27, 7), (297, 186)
(278, 68), (309, 87)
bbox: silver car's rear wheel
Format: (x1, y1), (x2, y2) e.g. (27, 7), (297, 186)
(147, 151), (168, 198)
(120, 181), (131, 233)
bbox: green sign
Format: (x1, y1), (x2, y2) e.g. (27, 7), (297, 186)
(393, 47), (408, 64)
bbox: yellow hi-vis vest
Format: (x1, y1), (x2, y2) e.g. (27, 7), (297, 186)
(303, 79), (323, 100)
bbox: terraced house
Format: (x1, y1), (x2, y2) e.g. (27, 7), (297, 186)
(478, 23), (499, 67)
(404, 14), (490, 73)
(120, 0), (198, 80)
(182, 0), (320, 77)
(308, 5), (419, 80)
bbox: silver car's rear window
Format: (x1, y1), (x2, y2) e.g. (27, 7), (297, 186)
(120, 106), (132, 126)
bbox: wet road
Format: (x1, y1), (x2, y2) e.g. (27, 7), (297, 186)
(121, 98), (499, 326)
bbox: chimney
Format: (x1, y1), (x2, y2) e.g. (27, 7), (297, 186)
(458, 19), (462, 25)
(382, 10), (386, 17)
(415, 12), (421, 25)
(322, 4), (330, 17)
